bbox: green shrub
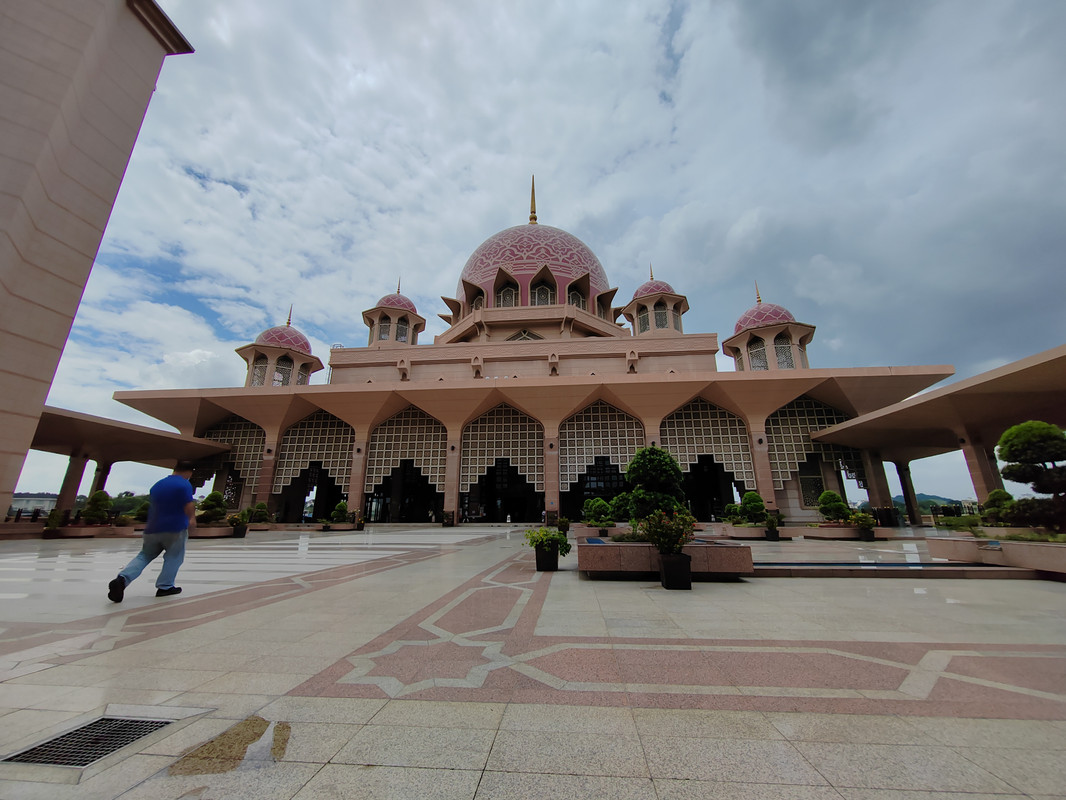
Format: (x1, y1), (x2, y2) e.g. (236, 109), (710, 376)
(817, 490), (850, 522)
(582, 497), (612, 525)
(609, 530), (648, 542)
(82, 491), (112, 524)
(196, 491), (228, 524)
(936, 514), (981, 532)
(249, 503), (270, 523)
(739, 492), (767, 524)
(523, 527), (572, 557)
(331, 501), (348, 524)
(134, 501), (150, 522)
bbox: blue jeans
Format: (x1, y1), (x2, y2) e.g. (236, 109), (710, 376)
(118, 530), (187, 590)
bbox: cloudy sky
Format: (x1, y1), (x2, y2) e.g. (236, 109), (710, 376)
(17, 0), (1066, 500)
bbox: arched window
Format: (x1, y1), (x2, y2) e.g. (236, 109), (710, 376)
(273, 355), (293, 385)
(378, 316), (391, 340)
(297, 364), (309, 385)
(747, 337), (768, 371)
(654, 301), (668, 329)
(531, 282), (555, 306)
(396, 316), (409, 343)
(251, 355), (267, 386)
(567, 290), (586, 310)
(472, 295), (484, 311)
(672, 309), (681, 330)
(496, 285), (518, 307)
(637, 307), (650, 333)
(775, 332), (794, 369)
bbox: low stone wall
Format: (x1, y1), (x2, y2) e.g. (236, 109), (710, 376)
(928, 536), (1066, 577)
(576, 538), (754, 580)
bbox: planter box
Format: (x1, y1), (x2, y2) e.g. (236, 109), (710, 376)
(927, 537), (1066, 577)
(577, 538), (753, 580)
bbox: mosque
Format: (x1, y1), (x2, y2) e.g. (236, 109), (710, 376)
(113, 186), (956, 526)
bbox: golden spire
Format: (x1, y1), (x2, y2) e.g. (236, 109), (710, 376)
(397, 278), (401, 294)
(649, 264), (654, 280)
(286, 304), (293, 326)
(529, 175), (537, 224)
(755, 281), (762, 304)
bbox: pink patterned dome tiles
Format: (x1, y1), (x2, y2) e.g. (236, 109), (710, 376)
(458, 224), (610, 297)
(375, 293), (418, 313)
(255, 324), (312, 355)
(734, 302), (796, 335)
(632, 279), (675, 300)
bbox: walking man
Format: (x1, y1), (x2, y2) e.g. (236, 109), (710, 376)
(108, 462), (197, 602)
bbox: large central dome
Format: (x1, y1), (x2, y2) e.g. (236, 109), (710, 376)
(458, 224), (610, 297)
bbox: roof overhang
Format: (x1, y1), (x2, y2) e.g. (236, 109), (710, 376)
(812, 343), (1066, 461)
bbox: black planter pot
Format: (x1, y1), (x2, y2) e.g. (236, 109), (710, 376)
(765, 528), (780, 541)
(859, 528), (876, 542)
(355, 521), (365, 531)
(231, 524), (248, 538)
(659, 552), (692, 590)
(534, 544), (560, 572)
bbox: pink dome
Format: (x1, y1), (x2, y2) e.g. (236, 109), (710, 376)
(458, 224), (609, 298)
(376, 293), (417, 313)
(255, 324), (312, 355)
(734, 302), (796, 335)
(632, 279), (675, 300)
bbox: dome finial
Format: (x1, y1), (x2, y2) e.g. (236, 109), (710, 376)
(287, 304), (293, 326)
(529, 175), (537, 224)
(649, 263), (654, 280)
(755, 281), (762, 304)
(397, 277), (401, 294)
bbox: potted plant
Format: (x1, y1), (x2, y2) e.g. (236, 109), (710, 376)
(853, 511), (876, 542)
(442, 510), (455, 527)
(523, 527), (572, 572)
(318, 518), (331, 531)
(353, 509), (365, 531)
(227, 511), (248, 537)
(556, 516), (570, 534)
(637, 509), (696, 589)
(764, 513), (780, 541)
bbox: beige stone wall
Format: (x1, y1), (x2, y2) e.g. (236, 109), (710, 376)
(0, 0), (188, 511)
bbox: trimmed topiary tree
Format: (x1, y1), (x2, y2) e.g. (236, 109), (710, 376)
(331, 501), (349, 524)
(82, 490), (112, 524)
(739, 491), (767, 524)
(196, 491), (228, 525)
(624, 446), (686, 519)
(817, 490), (851, 522)
(981, 489), (1013, 525)
(997, 421), (1066, 531)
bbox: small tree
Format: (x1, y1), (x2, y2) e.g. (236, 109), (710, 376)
(331, 501), (348, 524)
(818, 490), (850, 522)
(625, 447), (686, 519)
(582, 497), (612, 525)
(249, 502), (270, 523)
(997, 421), (1066, 531)
(197, 491), (228, 524)
(981, 489), (1013, 525)
(82, 490), (112, 524)
(739, 491), (767, 523)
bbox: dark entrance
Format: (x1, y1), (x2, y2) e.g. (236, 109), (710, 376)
(462, 458), (540, 523)
(681, 455), (734, 521)
(560, 455), (627, 521)
(275, 462), (343, 523)
(365, 459), (443, 523)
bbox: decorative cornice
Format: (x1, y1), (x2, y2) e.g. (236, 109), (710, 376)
(127, 0), (194, 55)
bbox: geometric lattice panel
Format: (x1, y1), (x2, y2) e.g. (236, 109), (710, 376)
(203, 416), (266, 495)
(460, 404), (544, 492)
(660, 398), (756, 490)
(272, 410), (355, 492)
(765, 397), (866, 490)
(365, 406), (447, 493)
(559, 401), (644, 492)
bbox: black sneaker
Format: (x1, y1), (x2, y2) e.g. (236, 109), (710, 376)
(108, 577), (125, 603)
(155, 586), (182, 597)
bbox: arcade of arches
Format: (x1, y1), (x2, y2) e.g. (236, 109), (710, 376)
(196, 396), (865, 524)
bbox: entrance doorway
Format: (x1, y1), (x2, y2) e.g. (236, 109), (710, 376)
(560, 455), (627, 520)
(275, 462), (343, 523)
(365, 459), (443, 523)
(462, 458), (540, 523)
(681, 455), (734, 521)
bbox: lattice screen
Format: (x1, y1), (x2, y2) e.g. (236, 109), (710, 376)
(766, 397), (866, 489)
(272, 411), (355, 492)
(203, 416), (265, 494)
(660, 398), (756, 490)
(460, 405), (544, 492)
(559, 401), (644, 492)
(365, 406), (447, 492)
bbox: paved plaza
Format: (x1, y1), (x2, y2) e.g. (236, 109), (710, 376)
(0, 526), (1064, 799)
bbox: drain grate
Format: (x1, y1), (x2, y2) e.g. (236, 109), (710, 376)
(4, 717), (172, 767)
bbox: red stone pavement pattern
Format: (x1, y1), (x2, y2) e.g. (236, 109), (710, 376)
(290, 551), (1066, 719)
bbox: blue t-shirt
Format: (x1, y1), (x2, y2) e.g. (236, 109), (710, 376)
(144, 474), (195, 534)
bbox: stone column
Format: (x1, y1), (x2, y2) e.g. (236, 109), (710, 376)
(747, 423), (778, 511)
(861, 450), (893, 508)
(895, 461), (922, 525)
(958, 433), (1004, 502)
(443, 428), (462, 522)
(89, 461), (112, 496)
(543, 432), (560, 524)
(254, 435), (281, 509)
(56, 453), (89, 514)
(346, 439), (368, 519)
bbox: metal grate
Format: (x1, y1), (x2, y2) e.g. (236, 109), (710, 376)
(4, 717), (172, 767)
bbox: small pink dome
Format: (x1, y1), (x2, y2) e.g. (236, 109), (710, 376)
(255, 324), (312, 355)
(734, 302), (796, 334)
(632, 279), (675, 300)
(376, 293), (417, 313)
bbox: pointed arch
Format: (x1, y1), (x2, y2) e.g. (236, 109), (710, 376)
(660, 398), (755, 490)
(559, 401), (644, 492)
(766, 396), (866, 489)
(272, 411), (355, 492)
(203, 416), (266, 496)
(365, 406), (447, 493)
(460, 404), (544, 491)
